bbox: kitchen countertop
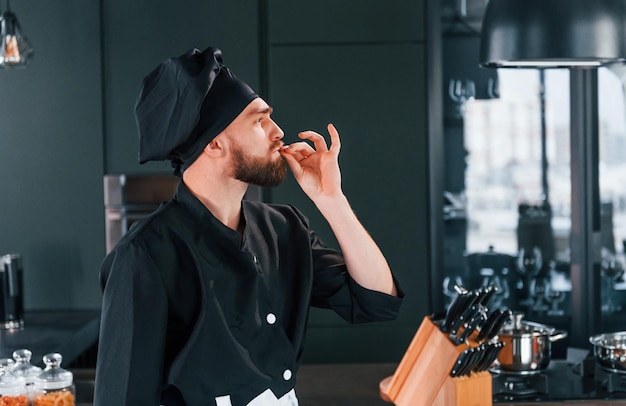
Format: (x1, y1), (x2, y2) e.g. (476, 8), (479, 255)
(28, 312), (618, 404)
(499, 402), (626, 405)
(71, 362), (626, 405)
(296, 363), (395, 405)
(295, 362), (626, 405)
(491, 360), (626, 404)
(0, 309), (99, 367)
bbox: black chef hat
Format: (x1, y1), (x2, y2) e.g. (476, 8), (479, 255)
(134, 47), (259, 175)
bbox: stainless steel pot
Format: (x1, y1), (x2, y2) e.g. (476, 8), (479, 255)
(589, 331), (626, 373)
(495, 312), (568, 374)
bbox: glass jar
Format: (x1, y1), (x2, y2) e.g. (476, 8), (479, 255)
(32, 353), (75, 406)
(0, 358), (28, 406)
(12, 349), (42, 401)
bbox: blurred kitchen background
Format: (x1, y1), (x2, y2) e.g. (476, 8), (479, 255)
(1, 0), (625, 368)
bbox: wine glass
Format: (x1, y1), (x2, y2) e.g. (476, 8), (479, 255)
(448, 78), (476, 117)
(517, 247), (543, 307)
(529, 277), (549, 314)
(544, 282), (566, 316)
(601, 257), (624, 314)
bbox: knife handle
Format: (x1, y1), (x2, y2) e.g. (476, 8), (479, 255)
(448, 291), (481, 334)
(481, 342), (505, 372)
(450, 348), (472, 377)
(479, 284), (498, 309)
(484, 309), (512, 342)
(457, 311), (486, 344)
(441, 291), (477, 333)
(468, 342), (490, 374)
(476, 308), (505, 341)
(459, 347), (483, 377)
(449, 305), (477, 338)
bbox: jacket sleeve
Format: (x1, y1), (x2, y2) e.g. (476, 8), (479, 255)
(94, 241), (169, 406)
(283, 205), (404, 323)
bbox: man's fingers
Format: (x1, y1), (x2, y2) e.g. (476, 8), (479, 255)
(282, 142), (314, 160)
(298, 130), (329, 152)
(327, 123), (341, 154)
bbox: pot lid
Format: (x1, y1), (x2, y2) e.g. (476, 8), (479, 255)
(589, 331), (626, 349)
(499, 311), (556, 337)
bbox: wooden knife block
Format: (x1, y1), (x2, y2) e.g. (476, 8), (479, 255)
(379, 316), (492, 406)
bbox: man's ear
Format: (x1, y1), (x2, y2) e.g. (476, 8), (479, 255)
(204, 135), (227, 158)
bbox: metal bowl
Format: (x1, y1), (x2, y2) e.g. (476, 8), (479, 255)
(589, 331), (626, 373)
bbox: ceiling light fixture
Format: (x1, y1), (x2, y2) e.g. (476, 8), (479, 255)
(0, 0), (33, 68)
(479, 0), (626, 68)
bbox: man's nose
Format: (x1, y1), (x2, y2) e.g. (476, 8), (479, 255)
(270, 119), (284, 140)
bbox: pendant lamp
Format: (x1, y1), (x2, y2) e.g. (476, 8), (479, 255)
(0, 0), (33, 68)
(480, 0), (626, 68)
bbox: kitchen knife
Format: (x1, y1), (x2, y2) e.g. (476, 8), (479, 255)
(471, 343), (492, 372)
(476, 308), (505, 341)
(456, 347), (475, 377)
(480, 341), (505, 372)
(457, 345), (479, 377)
(450, 347), (473, 377)
(466, 342), (490, 375)
(482, 308), (512, 342)
(438, 293), (467, 333)
(447, 290), (481, 337)
(456, 285), (497, 345)
(460, 345), (485, 376)
(440, 290), (479, 334)
(477, 284), (498, 309)
(453, 284), (468, 296)
(474, 342), (501, 372)
(490, 341), (506, 366)
(456, 309), (487, 344)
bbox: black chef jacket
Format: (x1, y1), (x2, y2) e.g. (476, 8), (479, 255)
(94, 182), (403, 406)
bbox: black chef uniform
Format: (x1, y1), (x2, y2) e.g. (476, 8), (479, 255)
(94, 181), (403, 405)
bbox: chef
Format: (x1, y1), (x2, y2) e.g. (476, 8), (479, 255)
(94, 46), (403, 406)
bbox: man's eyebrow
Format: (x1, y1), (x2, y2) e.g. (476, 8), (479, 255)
(248, 106), (273, 116)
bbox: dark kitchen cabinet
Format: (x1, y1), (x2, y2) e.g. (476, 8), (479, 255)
(265, 0), (434, 363)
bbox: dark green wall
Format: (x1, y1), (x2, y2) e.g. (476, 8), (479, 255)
(0, 2), (104, 309)
(101, 0), (260, 175)
(0, 0), (433, 363)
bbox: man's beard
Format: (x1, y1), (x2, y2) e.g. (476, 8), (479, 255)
(230, 142), (288, 187)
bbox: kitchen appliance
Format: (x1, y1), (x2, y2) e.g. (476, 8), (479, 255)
(103, 174), (179, 253)
(593, 363), (626, 394)
(492, 358), (626, 402)
(581, 354), (626, 395)
(492, 372), (550, 400)
(0, 254), (24, 330)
